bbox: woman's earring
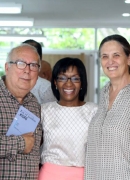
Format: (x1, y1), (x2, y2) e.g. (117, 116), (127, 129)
(56, 86), (57, 89)
(80, 88), (82, 90)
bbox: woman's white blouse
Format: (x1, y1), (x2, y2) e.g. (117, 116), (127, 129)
(41, 101), (98, 167)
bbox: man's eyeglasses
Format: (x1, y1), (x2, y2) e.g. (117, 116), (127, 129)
(9, 60), (40, 72)
(57, 76), (80, 83)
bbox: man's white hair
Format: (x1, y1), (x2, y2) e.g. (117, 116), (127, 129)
(6, 43), (41, 65)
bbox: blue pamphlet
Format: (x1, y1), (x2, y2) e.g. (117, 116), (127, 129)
(6, 106), (40, 136)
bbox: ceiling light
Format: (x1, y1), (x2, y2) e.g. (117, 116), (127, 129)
(0, 2), (22, 14)
(0, 35), (46, 42)
(125, 0), (130, 3)
(0, 18), (34, 27)
(122, 13), (130, 17)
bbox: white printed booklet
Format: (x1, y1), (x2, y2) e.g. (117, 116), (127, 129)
(6, 106), (40, 136)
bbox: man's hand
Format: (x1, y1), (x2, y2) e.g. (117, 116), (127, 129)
(22, 132), (35, 154)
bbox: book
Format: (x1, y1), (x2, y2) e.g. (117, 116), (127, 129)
(6, 106), (40, 136)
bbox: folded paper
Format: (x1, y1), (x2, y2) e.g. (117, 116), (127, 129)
(6, 106), (40, 136)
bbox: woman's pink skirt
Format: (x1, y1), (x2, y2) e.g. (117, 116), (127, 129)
(38, 163), (84, 180)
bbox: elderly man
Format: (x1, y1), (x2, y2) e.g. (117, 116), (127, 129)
(0, 44), (42, 180)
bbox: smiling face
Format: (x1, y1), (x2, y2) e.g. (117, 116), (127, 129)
(54, 66), (82, 106)
(100, 40), (130, 80)
(5, 45), (40, 101)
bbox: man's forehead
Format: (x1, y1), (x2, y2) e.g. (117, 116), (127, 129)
(10, 50), (39, 63)
(15, 46), (36, 53)
(12, 47), (38, 57)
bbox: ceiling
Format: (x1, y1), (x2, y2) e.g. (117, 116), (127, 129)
(0, 0), (130, 28)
